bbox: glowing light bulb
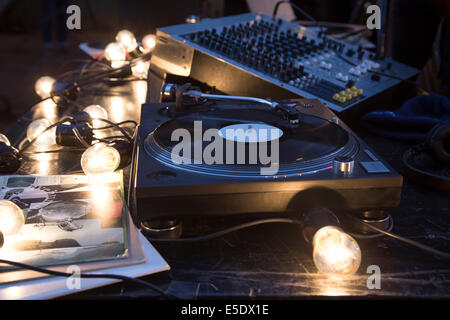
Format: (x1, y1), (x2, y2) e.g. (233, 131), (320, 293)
(35, 76), (56, 99)
(27, 118), (56, 147)
(0, 133), (10, 146)
(83, 105), (108, 128)
(0, 200), (24, 236)
(132, 61), (150, 79)
(142, 34), (156, 53)
(116, 30), (138, 53)
(104, 42), (127, 68)
(81, 142), (121, 176)
(313, 226), (361, 275)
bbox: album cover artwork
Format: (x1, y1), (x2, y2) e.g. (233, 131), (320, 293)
(0, 173), (128, 269)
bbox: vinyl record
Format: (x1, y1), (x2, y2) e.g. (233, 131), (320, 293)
(145, 108), (359, 177)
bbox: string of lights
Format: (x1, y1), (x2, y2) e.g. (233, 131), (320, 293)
(0, 29), (155, 177)
(0, 30), (166, 297)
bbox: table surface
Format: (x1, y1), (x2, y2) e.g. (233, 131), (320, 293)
(5, 80), (450, 299)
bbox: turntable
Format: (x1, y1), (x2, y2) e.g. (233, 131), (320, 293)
(131, 84), (402, 229)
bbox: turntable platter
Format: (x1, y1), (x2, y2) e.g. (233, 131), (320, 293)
(144, 108), (359, 177)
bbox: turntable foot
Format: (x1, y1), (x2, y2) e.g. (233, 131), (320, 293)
(140, 219), (183, 239)
(349, 214), (393, 235)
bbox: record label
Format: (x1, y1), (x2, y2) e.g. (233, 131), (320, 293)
(218, 123), (283, 143)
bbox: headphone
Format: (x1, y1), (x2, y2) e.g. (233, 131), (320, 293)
(424, 123), (450, 165)
(403, 122), (450, 192)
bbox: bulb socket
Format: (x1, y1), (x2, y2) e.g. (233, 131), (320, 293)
(109, 140), (133, 169)
(51, 82), (80, 104)
(68, 112), (93, 126)
(302, 208), (340, 244)
(129, 47), (143, 59)
(0, 142), (21, 174)
(55, 123), (93, 147)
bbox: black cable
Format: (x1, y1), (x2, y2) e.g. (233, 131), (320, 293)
(89, 118), (134, 142)
(348, 215), (394, 239)
(0, 258), (177, 299)
(93, 120), (138, 130)
(368, 69), (431, 94)
(18, 117), (133, 153)
(273, 1), (316, 23)
(72, 126), (92, 148)
(272, 1), (325, 33)
(19, 53), (151, 124)
(97, 136), (131, 142)
(346, 214), (450, 259)
(148, 218), (304, 243)
(20, 148), (85, 156)
(148, 212), (450, 260)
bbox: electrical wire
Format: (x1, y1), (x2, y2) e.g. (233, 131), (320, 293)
(72, 126), (92, 148)
(346, 214), (450, 259)
(147, 218), (304, 243)
(0, 258), (177, 299)
(92, 120), (138, 130)
(20, 148), (85, 156)
(272, 1), (325, 33)
(148, 212), (450, 261)
(348, 215), (394, 239)
(18, 53), (151, 124)
(273, 1), (317, 24)
(97, 136), (131, 143)
(18, 117), (134, 153)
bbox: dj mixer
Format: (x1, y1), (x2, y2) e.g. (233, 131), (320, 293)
(149, 13), (420, 115)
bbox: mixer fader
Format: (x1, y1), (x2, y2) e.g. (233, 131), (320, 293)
(150, 13), (420, 114)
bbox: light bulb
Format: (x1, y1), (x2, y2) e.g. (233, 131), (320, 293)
(83, 105), (108, 128)
(35, 76), (56, 99)
(0, 133), (10, 146)
(142, 34), (156, 53)
(104, 42), (127, 67)
(81, 142), (121, 176)
(27, 118), (56, 147)
(116, 30), (138, 53)
(313, 226), (361, 275)
(0, 200), (24, 236)
(132, 61), (150, 79)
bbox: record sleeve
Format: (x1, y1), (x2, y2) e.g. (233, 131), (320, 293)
(0, 172), (141, 281)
